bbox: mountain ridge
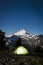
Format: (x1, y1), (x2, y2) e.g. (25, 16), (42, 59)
(6, 29), (43, 49)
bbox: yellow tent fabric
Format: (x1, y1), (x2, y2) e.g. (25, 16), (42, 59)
(14, 46), (29, 55)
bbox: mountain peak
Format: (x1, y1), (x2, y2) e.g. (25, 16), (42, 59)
(14, 29), (27, 36)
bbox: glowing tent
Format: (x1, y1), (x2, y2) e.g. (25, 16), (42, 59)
(14, 46), (29, 55)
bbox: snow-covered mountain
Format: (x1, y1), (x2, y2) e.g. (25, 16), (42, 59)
(6, 29), (26, 37)
(6, 29), (43, 49)
(6, 29), (38, 39)
(14, 29), (27, 36)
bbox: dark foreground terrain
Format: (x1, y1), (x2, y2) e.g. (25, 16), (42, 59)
(0, 49), (43, 65)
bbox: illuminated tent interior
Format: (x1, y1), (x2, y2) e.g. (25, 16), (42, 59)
(13, 46), (29, 55)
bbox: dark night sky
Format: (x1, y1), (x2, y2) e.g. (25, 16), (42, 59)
(0, 0), (43, 35)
